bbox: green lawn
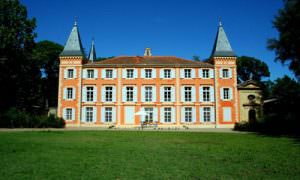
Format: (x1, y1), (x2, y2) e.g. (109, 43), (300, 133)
(0, 131), (299, 179)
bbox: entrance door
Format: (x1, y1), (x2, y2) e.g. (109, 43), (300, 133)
(125, 106), (135, 124)
(249, 109), (256, 123)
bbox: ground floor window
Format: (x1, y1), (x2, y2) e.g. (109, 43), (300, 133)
(144, 107), (153, 122)
(184, 107), (192, 122)
(164, 107), (172, 123)
(86, 107), (93, 122)
(203, 107), (211, 122)
(65, 108), (72, 120)
(105, 107), (112, 122)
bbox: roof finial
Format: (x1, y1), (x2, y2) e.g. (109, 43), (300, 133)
(74, 16), (78, 26)
(218, 16), (222, 27)
(144, 47), (152, 56)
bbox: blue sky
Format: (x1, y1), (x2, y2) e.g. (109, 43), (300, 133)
(22, 0), (293, 80)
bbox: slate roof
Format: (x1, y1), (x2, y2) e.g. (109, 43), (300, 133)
(60, 21), (85, 57)
(84, 56), (213, 68)
(88, 39), (97, 61)
(211, 21), (236, 57)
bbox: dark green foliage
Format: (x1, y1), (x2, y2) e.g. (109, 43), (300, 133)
(0, 108), (65, 128)
(192, 55), (201, 61)
(96, 56), (115, 61)
(237, 56), (270, 83)
(268, 0), (300, 80)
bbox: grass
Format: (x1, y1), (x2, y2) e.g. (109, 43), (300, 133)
(0, 131), (299, 179)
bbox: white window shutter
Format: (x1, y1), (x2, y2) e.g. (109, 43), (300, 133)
(160, 87), (164, 102)
(171, 69), (175, 78)
(153, 108), (158, 122)
(192, 107), (196, 122)
(63, 88), (67, 99)
(73, 68), (77, 78)
(113, 69), (117, 79)
(122, 86), (126, 102)
(101, 86), (105, 102)
(210, 86), (215, 102)
(223, 107), (232, 122)
(209, 69), (214, 78)
(229, 68), (232, 78)
(122, 69), (126, 78)
(160, 69), (164, 78)
(140, 107), (145, 122)
(101, 107), (105, 123)
(93, 107), (97, 122)
(199, 69), (203, 78)
(191, 69), (195, 78)
(81, 107), (86, 122)
(93, 86), (97, 102)
(171, 107), (176, 123)
(83, 69), (87, 78)
(133, 86), (137, 102)
(134, 69), (138, 78)
(199, 86), (203, 102)
(152, 69), (156, 78)
(181, 86), (185, 102)
(200, 107), (204, 122)
(152, 86), (156, 102)
(72, 88), (76, 99)
(229, 88), (233, 100)
(220, 88), (224, 100)
(112, 107), (116, 123)
(64, 69), (67, 78)
(180, 69), (184, 78)
(171, 86), (175, 102)
(112, 86), (116, 102)
(160, 107), (164, 123)
(219, 68), (223, 78)
(141, 69), (145, 78)
(192, 86), (196, 102)
(211, 107), (215, 122)
(181, 107), (185, 122)
(82, 87), (87, 102)
(63, 108), (66, 120)
(71, 108), (75, 120)
(101, 69), (105, 78)
(94, 69), (98, 79)
(141, 86), (145, 102)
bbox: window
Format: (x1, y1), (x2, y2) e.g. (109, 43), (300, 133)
(203, 87), (210, 102)
(67, 88), (73, 99)
(86, 107), (93, 122)
(105, 107), (112, 122)
(86, 87), (94, 102)
(202, 69), (209, 78)
(145, 86), (153, 102)
(164, 107), (171, 123)
(164, 87), (172, 102)
(144, 107), (153, 122)
(126, 87), (134, 102)
(67, 69), (74, 78)
(184, 69), (191, 78)
(126, 69), (134, 78)
(184, 87), (192, 102)
(222, 69), (229, 78)
(164, 69), (171, 78)
(65, 108), (72, 120)
(106, 69), (113, 78)
(87, 70), (94, 78)
(184, 107), (192, 122)
(223, 88), (230, 100)
(203, 107), (211, 122)
(105, 87), (113, 102)
(145, 69), (152, 78)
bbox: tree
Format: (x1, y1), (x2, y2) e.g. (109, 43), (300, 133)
(0, 0), (39, 112)
(237, 56), (270, 83)
(192, 55), (201, 61)
(32, 41), (63, 108)
(268, 0), (300, 80)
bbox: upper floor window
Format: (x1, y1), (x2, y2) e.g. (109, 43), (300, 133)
(202, 69), (209, 78)
(145, 69), (152, 78)
(222, 69), (229, 78)
(164, 87), (172, 102)
(223, 88), (230, 100)
(86, 87), (94, 102)
(203, 87), (210, 102)
(184, 107), (192, 122)
(104, 107), (113, 122)
(203, 107), (211, 122)
(164, 69), (171, 78)
(67, 69), (74, 78)
(87, 70), (94, 78)
(126, 87), (134, 102)
(184, 87), (192, 102)
(127, 69), (134, 78)
(106, 69), (113, 78)
(67, 88), (73, 99)
(184, 69), (191, 78)
(105, 87), (113, 102)
(145, 86), (153, 102)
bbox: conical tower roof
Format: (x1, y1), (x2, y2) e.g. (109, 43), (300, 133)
(88, 39), (97, 61)
(211, 21), (235, 57)
(60, 21), (85, 57)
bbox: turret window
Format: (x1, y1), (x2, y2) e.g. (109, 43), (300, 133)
(222, 69), (229, 78)
(67, 69), (74, 78)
